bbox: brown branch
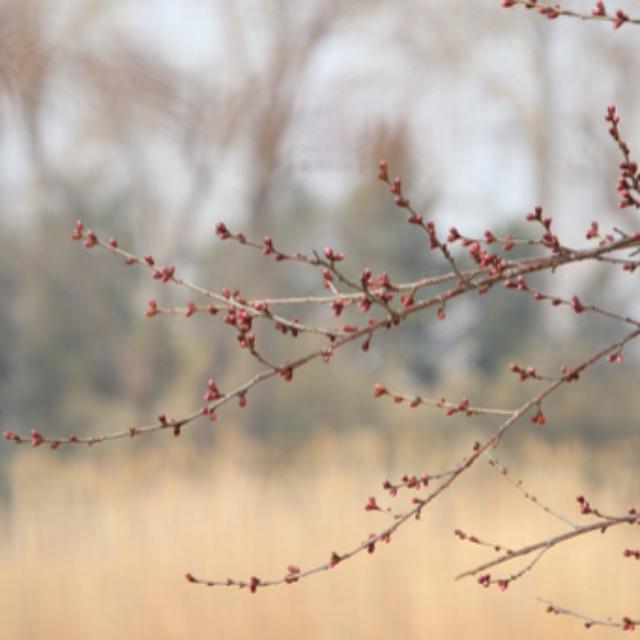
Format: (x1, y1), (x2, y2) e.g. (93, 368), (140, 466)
(539, 599), (639, 631)
(184, 327), (640, 591)
(502, 0), (640, 29)
(456, 514), (637, 580)
(148, 303), (343, 339)
(488, 457), (580, 529)
(6, 220), (639, 449)
(375, 388), (515, 417)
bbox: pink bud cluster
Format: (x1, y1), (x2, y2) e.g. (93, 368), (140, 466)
(501, 0), (633, 29)
(524, 205), (560, 251)
(500, 0), (558, 19)
(152, 265), (175, 283)
(509, 363), (541, 381)
(606, 105), (640, 207)
(529, 407), (546, 426)
(477, 573), (509, 591)
(447, 231), (512, 277)
(382, 474), (430, 497)
(576, 495), (592, 515)
(612, 9), (629, 28)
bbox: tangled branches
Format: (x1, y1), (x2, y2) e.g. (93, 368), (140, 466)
(3, 5), (640, 631)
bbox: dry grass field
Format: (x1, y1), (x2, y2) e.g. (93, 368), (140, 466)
(2, 430), (638, 639)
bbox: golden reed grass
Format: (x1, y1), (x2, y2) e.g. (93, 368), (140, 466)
(2, 430), (638, 639)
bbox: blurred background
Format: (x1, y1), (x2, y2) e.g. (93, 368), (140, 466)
(1, 0), (639, 637)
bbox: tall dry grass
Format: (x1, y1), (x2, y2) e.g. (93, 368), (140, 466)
(1, 430), (638, 639)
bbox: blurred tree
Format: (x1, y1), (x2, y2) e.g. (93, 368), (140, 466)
(0, 0), (637, 456)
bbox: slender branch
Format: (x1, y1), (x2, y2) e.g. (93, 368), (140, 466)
(539, 599), (639, 631)
(7, 222), (639, 449)
(185, 328), (640, 590)
(502, 0), (640, 28)
(149, 303), (343, 338)
(456, 514), (637, 580)
(376, 388), (515, 417)
(488, 457), (580, 529)
(523, 289), (640, 328)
